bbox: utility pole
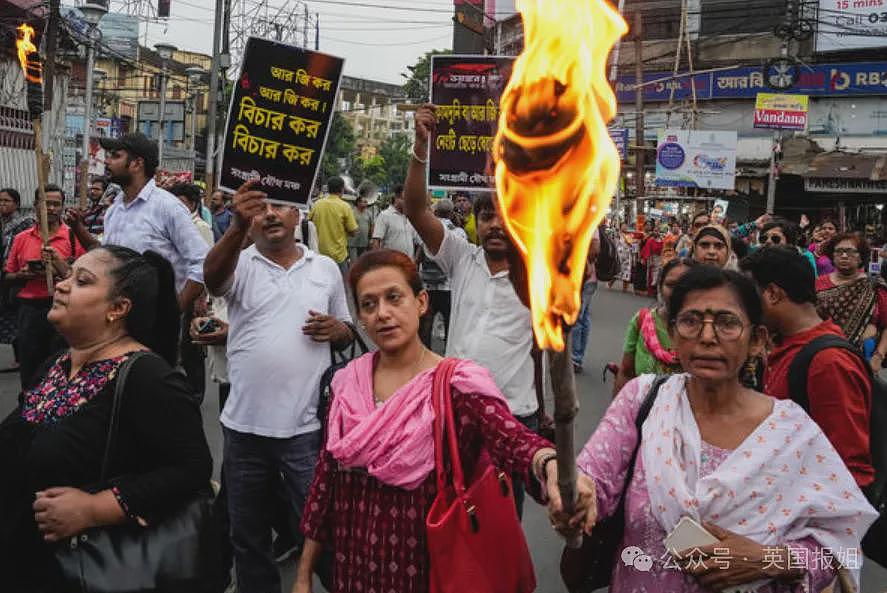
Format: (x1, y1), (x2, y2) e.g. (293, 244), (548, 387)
(315, 13), (319, 50)
(205, 0), (225, 190)
(43, 0), (60, 109)
(633, 11), (645, 217)
(303, 4), (309, 48)
(609, 0), (625, 222)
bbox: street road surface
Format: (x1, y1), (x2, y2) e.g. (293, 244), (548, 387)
(1, 287), (885, 592)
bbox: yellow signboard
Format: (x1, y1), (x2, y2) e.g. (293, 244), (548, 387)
(754, 93), (809, 130)
(754, 93), (809, 112)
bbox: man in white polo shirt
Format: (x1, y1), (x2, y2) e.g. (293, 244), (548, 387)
(371, 183), (419, 257)
(204, 180), (354, 593)
(403, 105), (538, 518)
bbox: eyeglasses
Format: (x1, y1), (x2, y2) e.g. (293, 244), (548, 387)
(834, 247), (859, 257)
(761, 233), (783, 244)
(672, 311), (746, 341)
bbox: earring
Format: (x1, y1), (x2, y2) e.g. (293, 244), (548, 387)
(107, 316), (115, 323)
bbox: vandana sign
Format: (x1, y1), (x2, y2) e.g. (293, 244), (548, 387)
(753, 93), (809, 131)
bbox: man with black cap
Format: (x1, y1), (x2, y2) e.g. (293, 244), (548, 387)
(67, 132), (208, 312)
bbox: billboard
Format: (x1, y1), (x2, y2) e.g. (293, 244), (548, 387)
(655, 130), (737, 191)
(816, 0), (887, 53)
(61, 6), (139, 60)
(753, 93), (809, 130)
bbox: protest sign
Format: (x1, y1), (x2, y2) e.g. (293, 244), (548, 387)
(428, 55), (514, 192)
(220, 37), (343, 205)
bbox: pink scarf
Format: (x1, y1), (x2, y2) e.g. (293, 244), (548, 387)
(639, 307), (677, 365)
(325, 352), (506, 490)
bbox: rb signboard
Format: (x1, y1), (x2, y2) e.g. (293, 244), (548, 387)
(753, 93), (809, 131)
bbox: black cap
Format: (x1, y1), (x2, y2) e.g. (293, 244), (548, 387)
(99, 133), (159, 171)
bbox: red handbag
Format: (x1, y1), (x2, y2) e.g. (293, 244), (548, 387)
(425, 358), (537, 593)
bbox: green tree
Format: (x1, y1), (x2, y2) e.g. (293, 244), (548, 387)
(401, 49), (451, 102)
(378, 132), (411, 188)
(321, 112), (356, 181)
(361, 155), (387, 186)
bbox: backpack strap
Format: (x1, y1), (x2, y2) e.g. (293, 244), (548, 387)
(787, 335), (866, 413)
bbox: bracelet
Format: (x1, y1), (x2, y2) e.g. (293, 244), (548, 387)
(411, 145), (428, 165)
(874, 352), (884, 360)
(535, 451), (557, 483)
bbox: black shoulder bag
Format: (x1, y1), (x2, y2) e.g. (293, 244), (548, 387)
(55, 352), (226, 593)
(560, 374), (669, 593)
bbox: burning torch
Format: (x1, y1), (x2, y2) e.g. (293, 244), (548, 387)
(16, 23), (55, 292)
(493, 0), (627, 547)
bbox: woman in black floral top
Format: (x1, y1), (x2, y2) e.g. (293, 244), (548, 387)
(0, 246), (211, 592)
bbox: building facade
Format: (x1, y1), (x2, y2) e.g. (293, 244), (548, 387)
(494, 0), (887, 230)
(337, 75), (413, 159)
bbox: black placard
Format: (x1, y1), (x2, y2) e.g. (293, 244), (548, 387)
(428, 55), (514, 192)
(220, 37), (344, 205)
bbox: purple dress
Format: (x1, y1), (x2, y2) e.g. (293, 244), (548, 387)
(577, 379), (837, 593)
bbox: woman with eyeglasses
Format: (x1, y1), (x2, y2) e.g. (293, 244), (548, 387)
(815, 232), (887, 371)
(757, 218), (817, 277)
(575, 265), (877, 593)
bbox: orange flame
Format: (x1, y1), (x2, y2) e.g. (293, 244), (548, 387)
(493, 0), (627, 351)
(16, 23), (42, 84)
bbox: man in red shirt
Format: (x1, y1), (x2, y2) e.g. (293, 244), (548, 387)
(741, 246), (874, 487)
(5, 185), (86, 388)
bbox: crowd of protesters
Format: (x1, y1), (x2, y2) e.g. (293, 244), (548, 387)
(0, 111), (883, 593)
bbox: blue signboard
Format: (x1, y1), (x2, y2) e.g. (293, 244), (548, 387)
(615, 62), (887, 103)
(608, 127), (629, 160)
(615, 72), (711, 103)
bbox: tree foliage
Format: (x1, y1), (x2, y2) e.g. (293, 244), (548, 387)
(321, 112), (356, 182)
(377, 132), (411, 188)
(401, 49), (451, 102)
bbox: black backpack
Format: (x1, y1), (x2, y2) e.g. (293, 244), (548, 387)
(595, 226), (620, 283)
(787, 334), (886, 564)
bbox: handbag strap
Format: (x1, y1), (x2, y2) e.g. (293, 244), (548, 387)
(100, 351), (153, 482)
(432, 357), (462, 494)
(615, 375), (668, 507)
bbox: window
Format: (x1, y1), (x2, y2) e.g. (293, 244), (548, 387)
(701, 0), (786, 35)
(625, 1), (683, 40)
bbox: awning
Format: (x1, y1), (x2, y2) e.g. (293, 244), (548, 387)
(804, 151), (887, 194)
(806, 152), (887, 180)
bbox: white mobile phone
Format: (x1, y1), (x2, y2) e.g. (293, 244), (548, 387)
(663, 516), (719, 554)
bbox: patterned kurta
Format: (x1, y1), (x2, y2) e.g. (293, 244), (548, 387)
(301, 388), (551, 593)
(577, 378), (838, 593)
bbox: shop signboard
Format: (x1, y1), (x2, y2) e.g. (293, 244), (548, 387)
(754, 93), (809, 130)
(655, 130), (737, 191)
(816, 0), (887, 53)
(609, 127), (629, 160)
(614, 62), (887, 103)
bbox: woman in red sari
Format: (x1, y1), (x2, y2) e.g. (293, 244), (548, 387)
(815, 232), (887, 372)
(293, 249), (595, 593)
